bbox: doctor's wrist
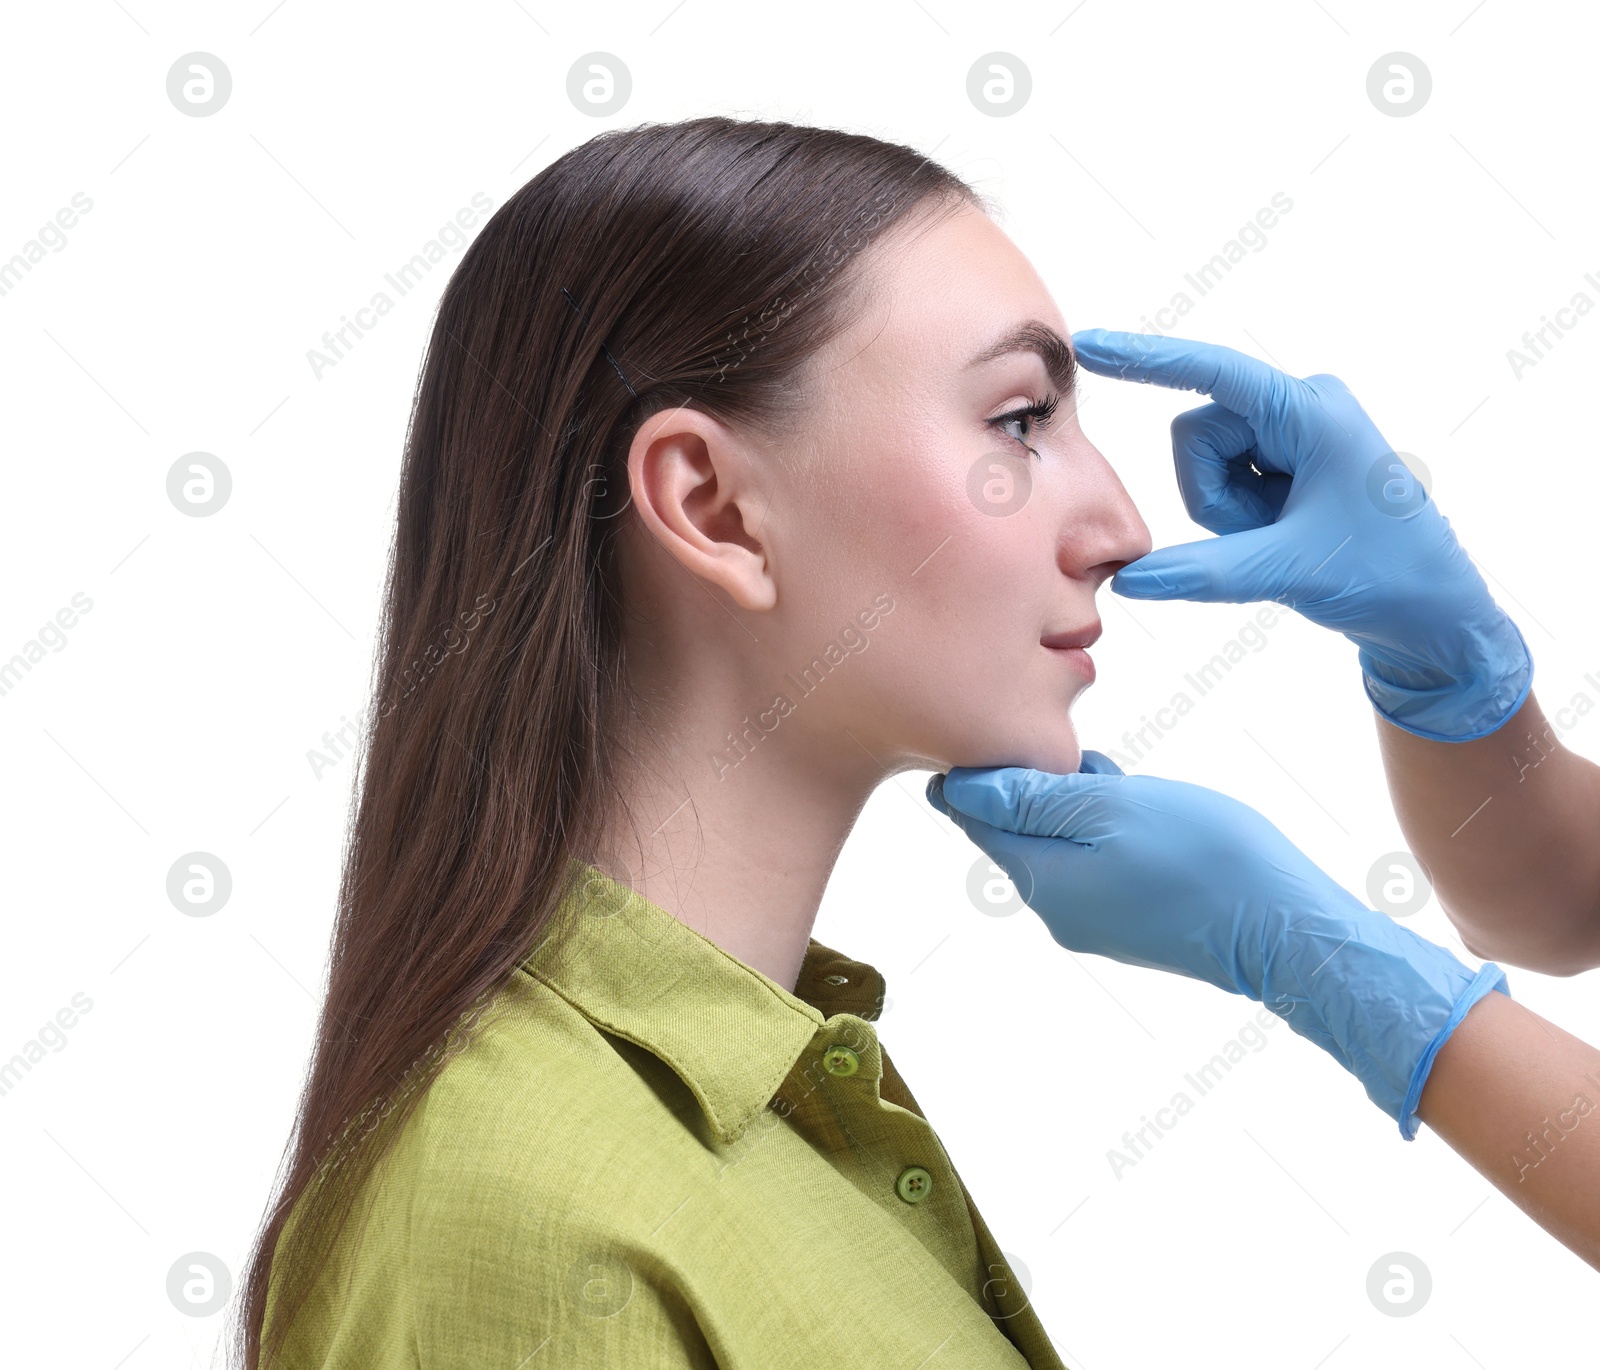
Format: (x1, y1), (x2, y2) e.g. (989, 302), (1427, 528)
(1266, 908), (1511, 1139)
(1357, 612), (1533, 743)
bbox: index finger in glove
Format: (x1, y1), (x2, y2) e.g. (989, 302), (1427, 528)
(1071, 329), (1298, 450)
(938, 766), (1122, 842)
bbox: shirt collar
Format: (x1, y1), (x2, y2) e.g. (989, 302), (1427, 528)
(521, 860), (888, 1144)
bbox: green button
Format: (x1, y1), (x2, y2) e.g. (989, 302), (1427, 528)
(822, 1045), (859, 1077)
(896, 1166), (932, 1205)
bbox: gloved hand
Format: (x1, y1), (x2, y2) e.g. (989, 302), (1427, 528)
(926, 751), (1509, 1138)
(1071, 329), (1533, 742)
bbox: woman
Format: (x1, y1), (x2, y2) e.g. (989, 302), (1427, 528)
(238, 116), (1148, 1369)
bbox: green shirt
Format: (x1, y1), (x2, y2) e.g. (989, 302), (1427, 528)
(266, 861), (1067, 1368)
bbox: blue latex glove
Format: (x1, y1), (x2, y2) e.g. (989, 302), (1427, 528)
(1071, 329), (1533, 742)
(927, 752), (1509, 1139)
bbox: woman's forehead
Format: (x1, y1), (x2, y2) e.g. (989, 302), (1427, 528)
(830, 205), (1066, 381)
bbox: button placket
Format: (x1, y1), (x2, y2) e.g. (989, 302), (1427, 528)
(814, 1019), (945, 1214)
(790, 1015), (880, 1152)
(786, 1018), (962, 1230)
(775, 1018), (877, 1127)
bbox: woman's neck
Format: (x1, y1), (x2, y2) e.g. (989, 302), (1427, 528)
(593, 697), (886, 994)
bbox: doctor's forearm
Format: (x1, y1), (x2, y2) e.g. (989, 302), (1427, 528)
(1376, 693), (1600, 975)
(1417, 989), (1600, 1271)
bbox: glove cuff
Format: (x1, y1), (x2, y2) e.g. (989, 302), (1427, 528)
(1268, 914), (1511, 1135)
(1396, 962), (1509, 1140)
(1359, 612), (1533, 742)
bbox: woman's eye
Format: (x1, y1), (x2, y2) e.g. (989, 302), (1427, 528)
(998, 412), (1032, 446)
(987, 392), (1059, 457)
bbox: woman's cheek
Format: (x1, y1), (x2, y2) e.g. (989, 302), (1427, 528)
(960, 511), (1048, 611)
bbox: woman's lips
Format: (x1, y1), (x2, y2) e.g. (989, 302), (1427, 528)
(1042, 621), (1101, 684)
(1040, 621), (1102, 651)
(1044, 644), (1096, 684)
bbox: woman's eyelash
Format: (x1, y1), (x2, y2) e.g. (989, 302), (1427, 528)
(987, 391), (1061, 456)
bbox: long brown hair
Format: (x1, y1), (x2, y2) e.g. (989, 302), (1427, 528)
(233, 116), (977, 1368)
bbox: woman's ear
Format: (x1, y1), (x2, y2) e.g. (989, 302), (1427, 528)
(625, 406), (778, 612)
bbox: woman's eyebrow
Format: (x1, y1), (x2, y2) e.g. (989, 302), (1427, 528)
(965, 320), (1078, 395)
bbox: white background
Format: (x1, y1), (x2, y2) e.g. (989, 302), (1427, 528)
(2, 1), (1596, 1366)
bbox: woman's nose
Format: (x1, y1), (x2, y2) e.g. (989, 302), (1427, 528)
(1060, 449), (1153, 585)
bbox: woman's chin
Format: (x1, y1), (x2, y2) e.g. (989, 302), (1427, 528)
(942, 726), (1082, 777)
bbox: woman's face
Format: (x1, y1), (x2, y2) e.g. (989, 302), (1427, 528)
(759, 198), (1152, 776)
